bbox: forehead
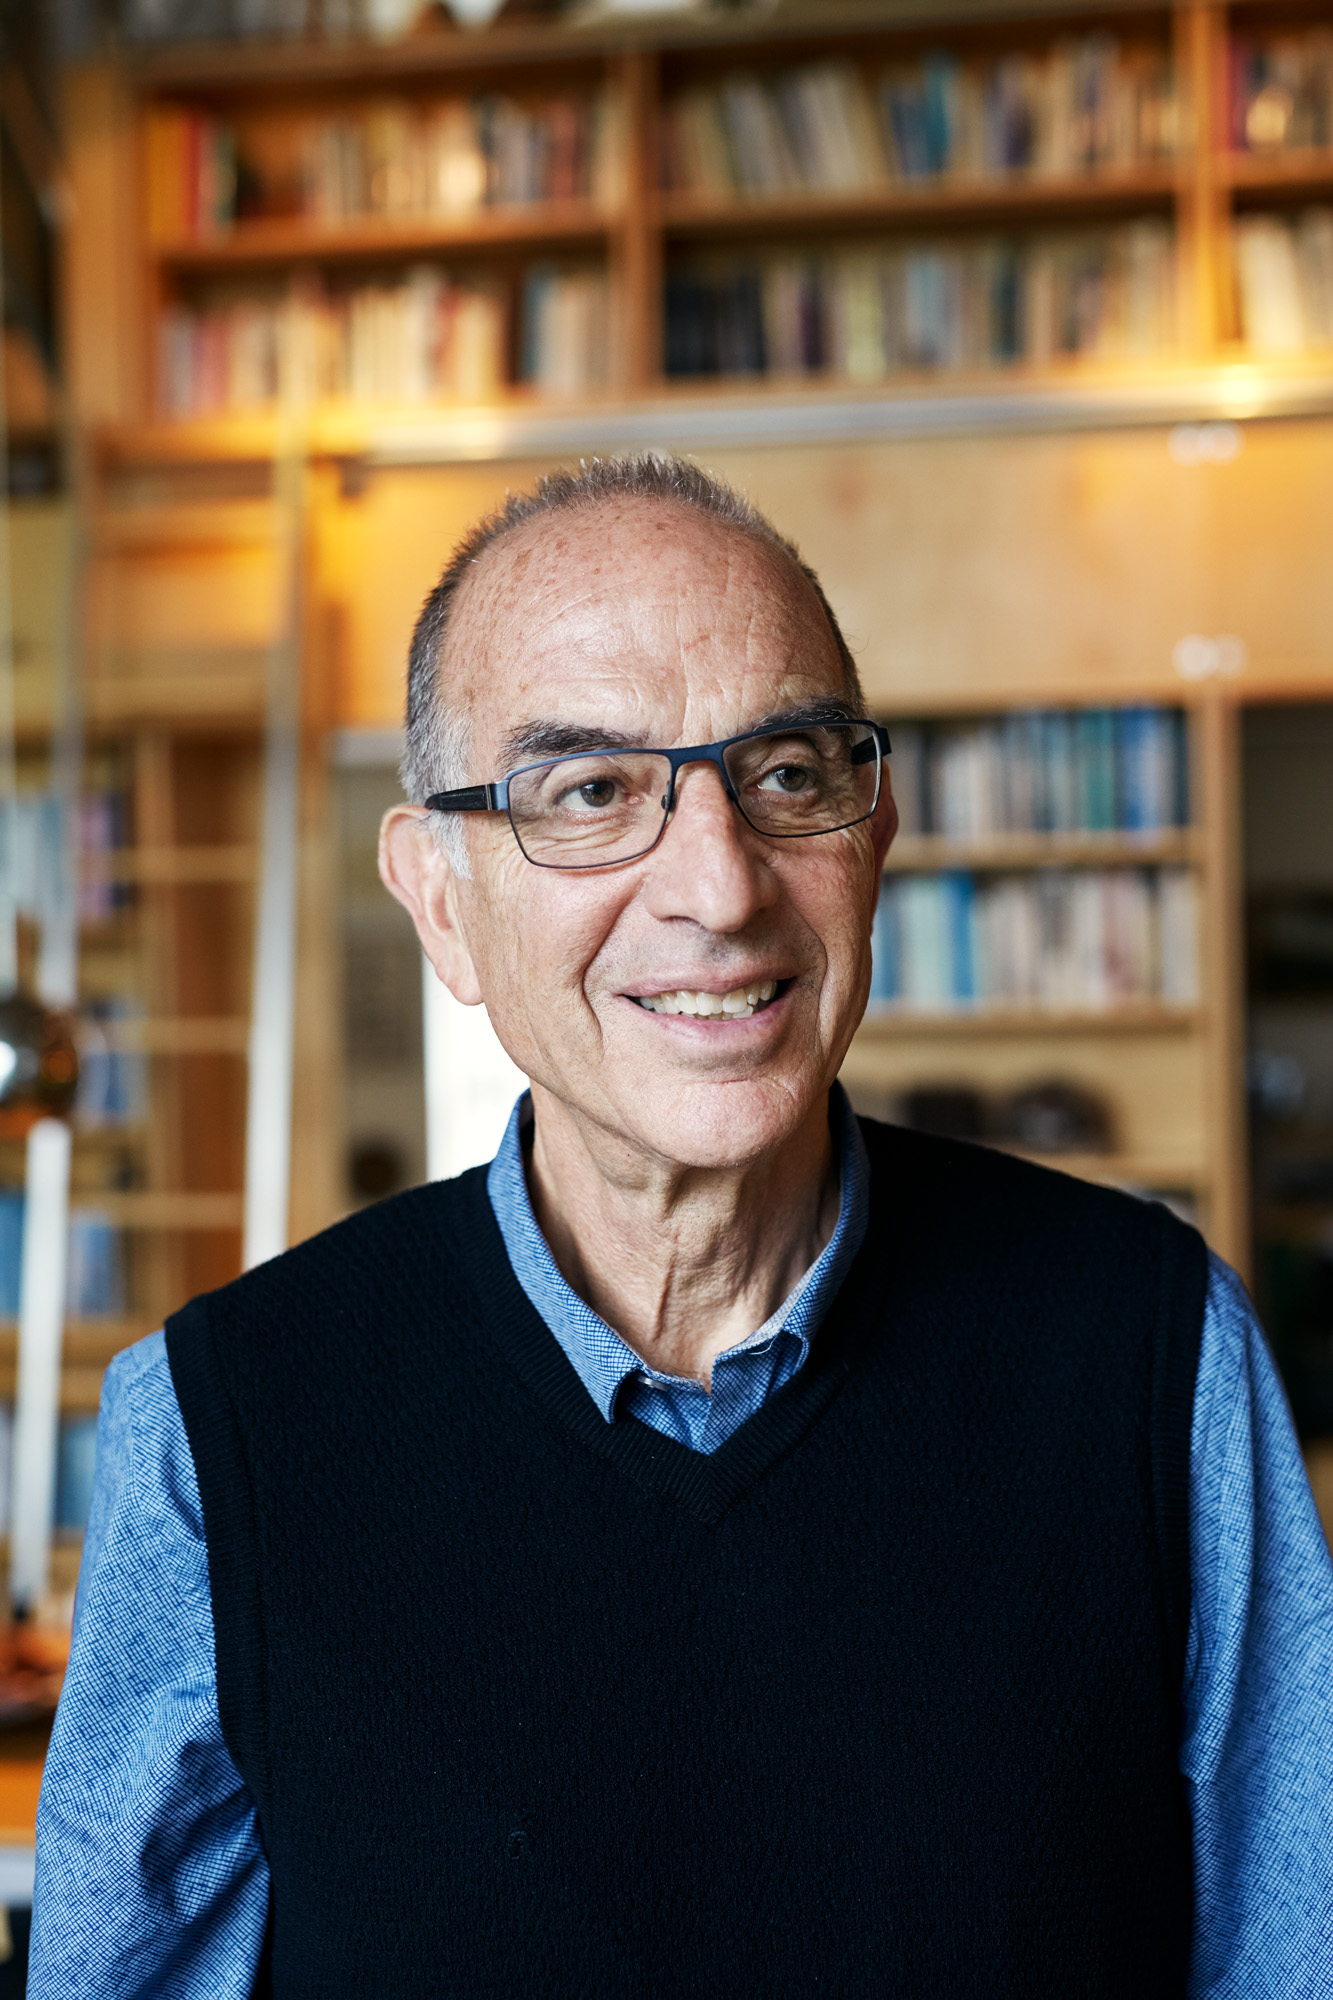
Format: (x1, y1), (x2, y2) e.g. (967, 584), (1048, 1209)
(443, 497), (844, 753)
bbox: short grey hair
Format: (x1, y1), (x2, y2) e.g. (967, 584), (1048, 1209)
(401, 453), (865, 874)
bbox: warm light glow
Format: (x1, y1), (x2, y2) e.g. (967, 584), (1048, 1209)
(1215, 367), (1272, 421)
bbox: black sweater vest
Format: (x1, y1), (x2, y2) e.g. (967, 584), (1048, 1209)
(166, 1120), (1206, 1998)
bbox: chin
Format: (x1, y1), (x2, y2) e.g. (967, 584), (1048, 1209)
(626, 1075), (822, 1172)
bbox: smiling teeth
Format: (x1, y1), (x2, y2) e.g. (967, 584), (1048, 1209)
(637, 980), (778, 1018)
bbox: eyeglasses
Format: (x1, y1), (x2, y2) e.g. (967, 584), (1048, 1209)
(425, 718), (891, 871)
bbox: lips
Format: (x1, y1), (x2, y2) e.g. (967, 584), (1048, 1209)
(633, 979), (779, 1019)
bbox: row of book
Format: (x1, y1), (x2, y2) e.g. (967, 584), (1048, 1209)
(665, 224), (1174, 379)
(0, 1198), (126, 1318)
(0, 1408), (99, 1538)
(1234, 211), (1333, 354)
(158, 265), (610, 414)
(890, 709), (1188, 842)
(870, 867), (1199, 1012)
(662, 42), (1176, 199)
(1230, 33), (1333, 153)
(146, 93), (614, 242)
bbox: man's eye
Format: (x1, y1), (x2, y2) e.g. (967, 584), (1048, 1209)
(759, 763), (815, 794)
(563, 777), (620, 811)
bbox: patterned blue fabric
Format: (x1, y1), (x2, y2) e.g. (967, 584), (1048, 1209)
(485, 1087), (870, 1452)
(29, 1108), (1333, 1997)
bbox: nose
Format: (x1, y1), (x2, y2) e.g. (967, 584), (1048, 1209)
(641, 759), (778, 934)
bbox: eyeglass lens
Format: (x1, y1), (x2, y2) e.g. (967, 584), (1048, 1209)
(506, 722), (879, 869)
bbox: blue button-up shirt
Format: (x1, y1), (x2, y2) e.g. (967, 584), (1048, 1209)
(29, 1092), (1333, 1996)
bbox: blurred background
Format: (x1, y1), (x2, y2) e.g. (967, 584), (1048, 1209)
(0, 0), (1330, 1973)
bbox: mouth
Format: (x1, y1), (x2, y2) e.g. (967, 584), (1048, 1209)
(632, 978), (781, 1020)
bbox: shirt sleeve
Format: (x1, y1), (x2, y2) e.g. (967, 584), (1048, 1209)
(28, 1330), (270, 2000)
(1183, 1253), (1333, 1999)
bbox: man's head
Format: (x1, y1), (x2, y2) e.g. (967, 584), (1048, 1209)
(380, 454), (896, 1177)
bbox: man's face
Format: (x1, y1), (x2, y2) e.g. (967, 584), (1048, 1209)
(396, 497), (894, 1173)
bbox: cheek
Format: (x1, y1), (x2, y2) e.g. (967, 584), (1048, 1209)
(785, 845), (879, 987)
(471, 867), (632, 1018)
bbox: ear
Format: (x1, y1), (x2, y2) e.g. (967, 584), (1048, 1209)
(378, 806), (484, 1007)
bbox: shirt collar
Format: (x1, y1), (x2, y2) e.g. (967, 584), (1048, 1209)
(486, 1084), (870, 1423)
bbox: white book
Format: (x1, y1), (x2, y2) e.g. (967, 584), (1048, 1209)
(1236, 216), (1307, 353)
(900, 876), (952, 1009)
(1295, 208), (1333, 346)
(449, 287), (503, 403)
(783, 63), (884, 191)
(428, 102), (485, 214)
(1034, 873), (1078, 1007)
(1103, 869), (1153, 999)
(1158, 868), (1199, 1003)
(828, 252), (887, 381)
(401, 268), (442, 403)
(1071, 872), (1110, 1009)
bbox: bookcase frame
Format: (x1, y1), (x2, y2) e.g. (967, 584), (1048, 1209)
(52, 0), (1333, 1366)
(65, 0), (1333, 427)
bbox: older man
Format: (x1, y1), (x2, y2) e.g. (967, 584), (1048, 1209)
(31, 456), (1333, 1995)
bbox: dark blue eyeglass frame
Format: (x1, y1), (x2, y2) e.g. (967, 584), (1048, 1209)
(424, 719), (892, 869)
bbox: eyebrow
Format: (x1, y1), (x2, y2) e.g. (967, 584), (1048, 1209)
(497, 698), (860, 774)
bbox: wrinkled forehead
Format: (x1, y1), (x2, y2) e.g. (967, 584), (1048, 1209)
(442, 498), (844, 766)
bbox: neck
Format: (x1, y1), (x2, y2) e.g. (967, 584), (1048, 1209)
(524, 1091), (839, 1391)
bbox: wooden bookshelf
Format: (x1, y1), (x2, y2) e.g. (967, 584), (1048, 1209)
(47, 0), (1333, 1352)
(155, 202), (617, 271)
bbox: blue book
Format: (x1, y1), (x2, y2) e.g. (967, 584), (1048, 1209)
(1041, 712), (1078, 833)
(921, 54), (956, 174)
(1117, 706), (1152, 830)
(56, 1415), (99, 1534)
(67, 1210), (126, 1318)
(945, 871), (976, 1004)
(0, 1191), (22, 1318)
(1076, 710), (1117, 832)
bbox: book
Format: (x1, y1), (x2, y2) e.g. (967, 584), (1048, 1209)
(1235, 210), (1333, 353)
(159, 269), (513, 415)
(872, 863), (1198, 1013)
(886, 707), (1186, 842)
(1230, 29), (1333, 153)
(664, 221), (1174, 382)
(520, 268), (611, 396)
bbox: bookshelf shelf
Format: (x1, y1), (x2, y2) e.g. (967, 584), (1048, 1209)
(99, 1016), (249, 1056)
(858, 1004), (1202, 1037)
(655, 170), (1181, 239)
(1224, 148), (1333, 192)
(886, 830), (1202, 873)
(92, 1191), (245, 1230)
(157, 203), (619, 273)
(85, 845), (257, 886)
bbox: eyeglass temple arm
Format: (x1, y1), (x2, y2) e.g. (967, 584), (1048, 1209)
(424, 784), (503, 813)
(852, 725), (892, 766)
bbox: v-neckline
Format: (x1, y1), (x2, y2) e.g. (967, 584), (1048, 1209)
(458, 1135), (905, 1527)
